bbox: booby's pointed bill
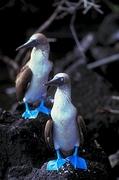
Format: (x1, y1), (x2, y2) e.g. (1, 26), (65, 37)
(16, 39), (39, 51)
(44, 77), (64, 87)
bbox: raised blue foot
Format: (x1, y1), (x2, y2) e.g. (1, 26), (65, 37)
(66, 146), (87, 169)
(47, 149), (66, 170)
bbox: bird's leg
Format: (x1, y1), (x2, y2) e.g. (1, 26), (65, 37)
(47, 149), (66, 170)
(22, 100), (35, 119)
(22, 98), (39, 119)
(66, 146), (87, 169)
(22, 97), (51, 119)
(35, 96), (51, 115)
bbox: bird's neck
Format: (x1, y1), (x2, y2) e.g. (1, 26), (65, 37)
(28, 48), (50, 72)
(54, 86), (72, 105)
(31, 48), (49, 63)
(51, 85), (77, 125)
(35, 42), (50, 55)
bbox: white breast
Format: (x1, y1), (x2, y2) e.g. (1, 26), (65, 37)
(24, 50), (52, 103)
(51, 89), (80, 151)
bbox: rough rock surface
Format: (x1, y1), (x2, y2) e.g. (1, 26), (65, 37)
(0, 110), (109, 180)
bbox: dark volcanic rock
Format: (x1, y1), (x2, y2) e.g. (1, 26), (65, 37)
(0, 110), (109, 180)
(39, 160), (108, 180)
(8, 160), (109, 180)
(0, 110), (51, 180)
(0, 108), (110, 180)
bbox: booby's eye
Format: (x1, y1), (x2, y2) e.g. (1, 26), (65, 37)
(30, 39), (40, 47)
(60, 77), (64, 82)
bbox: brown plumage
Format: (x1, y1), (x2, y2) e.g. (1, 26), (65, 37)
(15, 65), (32, 102)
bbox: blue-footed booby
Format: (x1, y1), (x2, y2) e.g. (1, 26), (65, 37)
(15, 33), (53, 119)
(44, 73), (87, 170)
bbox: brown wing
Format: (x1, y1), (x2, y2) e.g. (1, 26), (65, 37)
(44, 119), (54, 150)
(15, 65), (32, 101)
(77, 115), (87, 147)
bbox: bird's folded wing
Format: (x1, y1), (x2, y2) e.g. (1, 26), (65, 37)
(15, 65), (32, 101)
(77, 115), (87, 146)
(44, 119), (54, 150)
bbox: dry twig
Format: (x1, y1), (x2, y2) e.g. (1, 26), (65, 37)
(2, 0), (102, 81)
(15, 0), (103, 64)
(86, 53), (119, 69)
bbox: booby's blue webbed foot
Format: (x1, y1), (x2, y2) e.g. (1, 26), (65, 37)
(47, 149), (66, 170)
(22, 109), (38, 119)
(22, 97), (51, 119)
(35, 97), (51, 115)
(22, 101), (39, 119)
(66, 146), (87, 169)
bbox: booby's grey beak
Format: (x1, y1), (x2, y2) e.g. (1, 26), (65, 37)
(16, 39), (39, 51)
(44, 77), (64, 87)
